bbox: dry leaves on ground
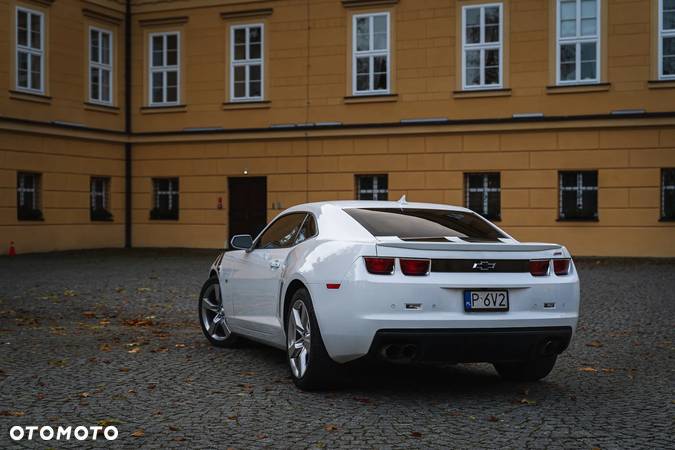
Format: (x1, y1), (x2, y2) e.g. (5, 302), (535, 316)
(131, 429), (145, 437)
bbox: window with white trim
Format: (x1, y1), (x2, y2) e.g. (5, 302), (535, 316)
(662, 168), (675, 219)
(91, 177), (112, 221)
(89, 27), (113, 105)
(659, 0), (675, 79)
(17, 172), (42, 221)
(353, 12), (390, 95)
(461, 4), (502, 89)
(149, 32), (179, 106)
(230, 24), (263, 101)
(356, 175), (388, 200)
(15, 7), (44, 93)
(465, 173), (501, 220)
(559, 171), (598, 220)
(151, 178), (179, 220)
(556, 0), (600, 84)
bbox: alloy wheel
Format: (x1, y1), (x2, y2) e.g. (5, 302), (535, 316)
(287, 299), (311, 378)
(200, 283), (231, 341)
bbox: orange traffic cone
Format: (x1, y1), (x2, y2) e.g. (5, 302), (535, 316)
(8, 241), (16, 257)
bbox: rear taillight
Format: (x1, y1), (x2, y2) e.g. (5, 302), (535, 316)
(553, 259), (571, 275)
(529, 259), (550, 276)
(399, 258), (431, 276)
(364, 257), (395, 275)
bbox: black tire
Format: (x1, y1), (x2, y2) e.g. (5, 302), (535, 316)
(494, 355), (557, 382)
(198, 277), (239, 348)
(285, 288), (341, 390)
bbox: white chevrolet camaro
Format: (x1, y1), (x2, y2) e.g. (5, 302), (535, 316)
(198, 200), (580, 390)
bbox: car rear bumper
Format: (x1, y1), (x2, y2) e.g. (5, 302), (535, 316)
(367, 326), (573, 364)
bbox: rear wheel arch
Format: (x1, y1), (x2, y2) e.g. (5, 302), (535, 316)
(283, 279), (308, 335)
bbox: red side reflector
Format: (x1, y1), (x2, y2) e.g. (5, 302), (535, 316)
(364, 257), (395, 275)
(326, 283), (341, 289)
(400, 258), (431, 276)
(529, 259), (550, 276)
(553, 259), (571, 275)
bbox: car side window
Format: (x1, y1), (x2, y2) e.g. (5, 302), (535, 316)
(294, 214), (317, 245)
(256, 213), (307, 249)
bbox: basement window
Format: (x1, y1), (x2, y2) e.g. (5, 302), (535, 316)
(151, 178), (179, 220)
(17, 172), (43, 221)
(356, 175), (388, 200)
(465, 173), (501, 220)
(559, 170), (598, 220)
(662, 168), (675, 220)
(91, 177), (112, 221)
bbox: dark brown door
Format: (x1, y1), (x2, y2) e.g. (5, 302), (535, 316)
(228, 177), (267, 242)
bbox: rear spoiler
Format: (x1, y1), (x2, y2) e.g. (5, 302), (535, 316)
(376, 241), (561, 252)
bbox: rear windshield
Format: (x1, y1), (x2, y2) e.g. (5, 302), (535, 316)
(344, 208), (505, 241)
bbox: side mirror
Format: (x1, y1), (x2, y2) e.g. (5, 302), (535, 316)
(230, 234), (253, 250)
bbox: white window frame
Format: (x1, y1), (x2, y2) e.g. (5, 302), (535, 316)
(89, 27), (114, 105)
(352, 12), (390, 96)
(91, 177), (109, 211)
(15, 6), (44, 94)
(659, 0), (675, 80)
(230, 23), (264, 102)
(461, 3), (503, 90)
(357, 175), (388, 200)
(559, 171), (598, 219)
(465, 173), (501, 218)
(148, 31), (180, 106)
(556, 0), (601, 85)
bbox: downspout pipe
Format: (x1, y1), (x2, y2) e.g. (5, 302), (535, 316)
(124, 0), (132, 248)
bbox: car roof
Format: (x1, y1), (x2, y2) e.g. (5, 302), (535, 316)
(284, 200), (473, 215)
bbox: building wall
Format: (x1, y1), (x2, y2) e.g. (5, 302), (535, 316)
(132, 124), (675, 257)
(0, 130), (126, 254)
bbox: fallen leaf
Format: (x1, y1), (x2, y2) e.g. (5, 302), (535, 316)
(150, 347), (168, 353)
(63, 289), (78, 297)
(148, 384), (156, 390)
(99, 343), (112, 352)
(488, 415), (499, 422)
(227, 415), (238, 421)
(36, 393), (45, 400)
(601, 368), (616, 373)
(131, 429), (145, 437)
(168, 425), (179, 431)
(79, 392), (91, 398)
(513, 398), (537, 405)
(128, 347), (141, 354)
(136, 287), (152, 293)
(240, 371), (256, 376)
(49, 359), (67, 368)
(324, 424), (338, 432)
(411, 431), (422, 438)
(82, 311), (97, 319)
(119, 367), (130, 373)
(586, 340), (603, 348)
(115, 287), (125, 293)
(123, 318), (154, 327)
(174, 343), (187, 348)
(97, 419), (121, 427)
(0, 411), (25, 417)
(353, 397), (371, 404)
(578, 367), (598, 373)
(174, 437), (186, 442)
(257, 433), (268, 440)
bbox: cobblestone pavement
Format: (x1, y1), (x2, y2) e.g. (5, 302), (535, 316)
(0, 250), (673, 449)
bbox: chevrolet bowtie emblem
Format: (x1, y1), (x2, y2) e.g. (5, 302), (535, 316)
(473, 261), (496, 271)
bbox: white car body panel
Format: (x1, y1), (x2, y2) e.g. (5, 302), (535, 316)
(211, 200), (581, 363)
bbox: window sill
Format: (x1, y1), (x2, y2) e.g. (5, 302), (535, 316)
(647, 79), (675, 89)
(556, 217), (599, 222)
(344, 93), (398, 104)
(84, 102), (120, 114)
(9, 89), (52, 104)
(140, 104), (187, 114)
(453, 88), (511, 99)
(546, 83), (610, 95)
(222, 100), (271, 110)
(17, 217), (45, 222)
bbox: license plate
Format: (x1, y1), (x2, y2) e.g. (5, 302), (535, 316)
(464, 290), (509, 312)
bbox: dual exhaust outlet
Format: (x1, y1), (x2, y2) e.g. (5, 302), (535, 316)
(380, 343), (418, 363)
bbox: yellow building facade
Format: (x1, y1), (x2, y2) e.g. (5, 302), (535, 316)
(1, 0), (674, 256)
